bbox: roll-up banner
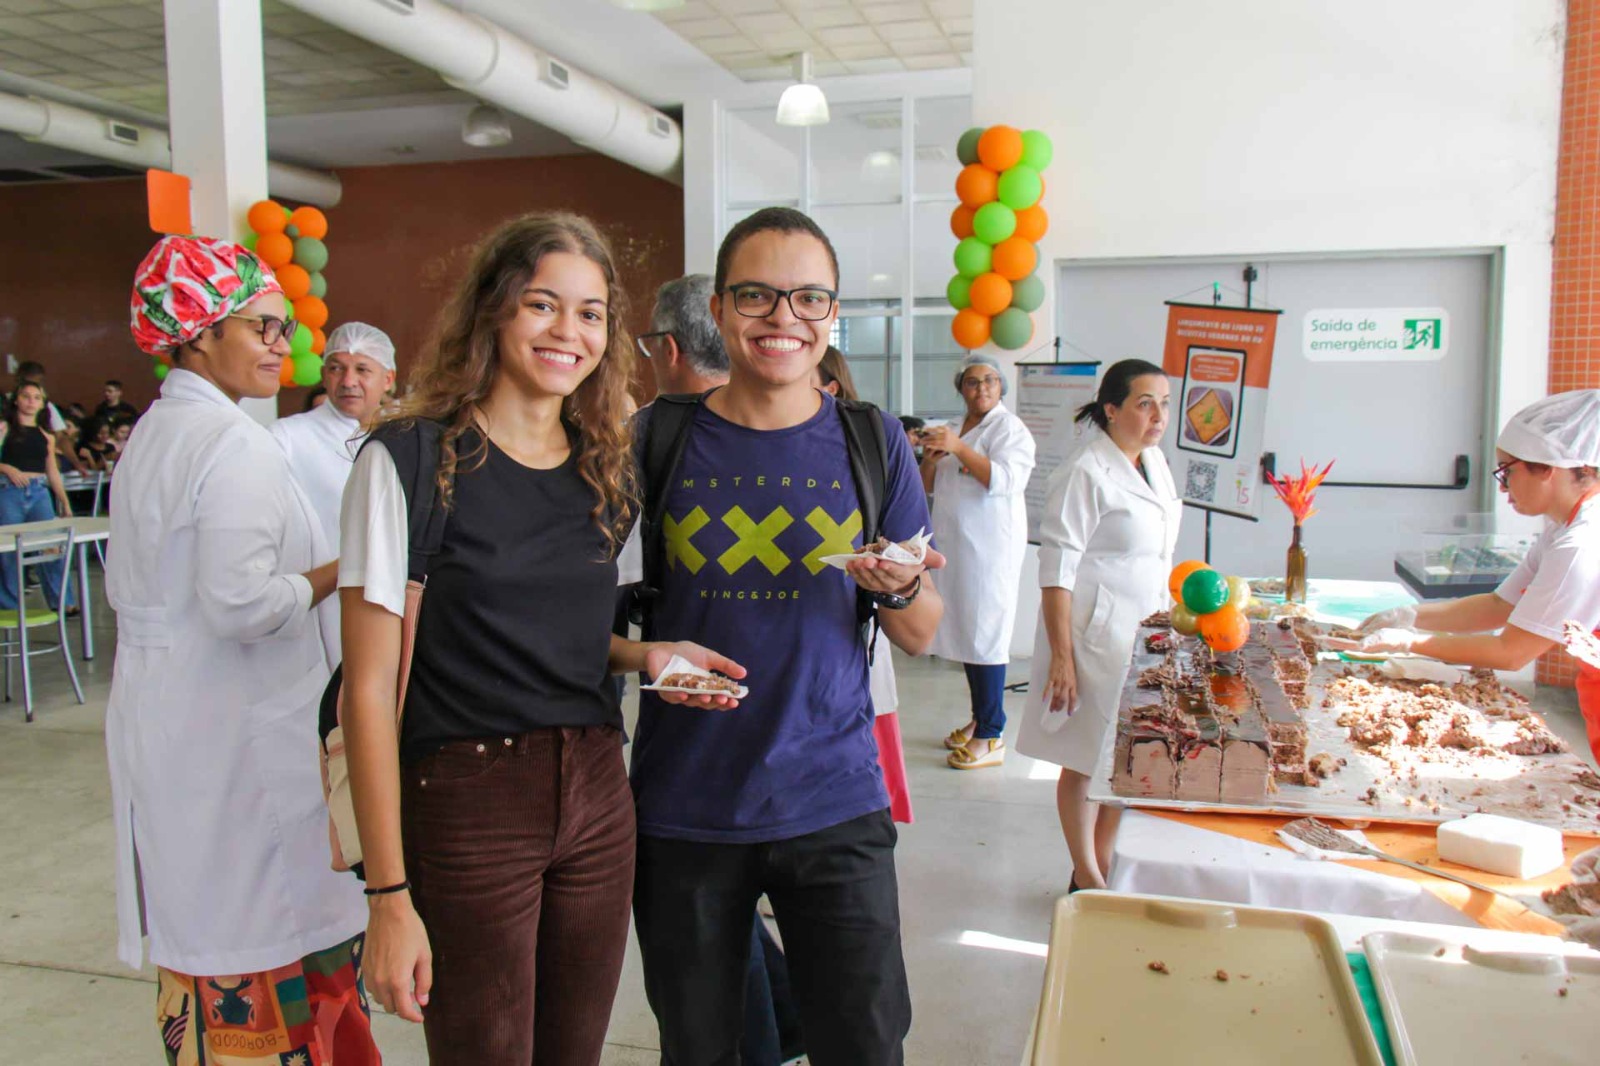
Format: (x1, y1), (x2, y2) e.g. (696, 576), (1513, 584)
(1160, 302), (1282, 520)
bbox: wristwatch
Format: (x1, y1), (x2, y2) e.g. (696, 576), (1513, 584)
(869, 574), (922, 610)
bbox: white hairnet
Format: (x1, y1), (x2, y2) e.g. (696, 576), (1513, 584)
(324, 321), (395, 371)
(1496, 389), (1600, 468)
(954, 354), (1007, 397)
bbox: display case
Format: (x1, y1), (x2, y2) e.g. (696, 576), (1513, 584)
(1392, 513), (1534, 599)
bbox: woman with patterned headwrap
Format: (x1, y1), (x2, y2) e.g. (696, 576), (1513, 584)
(111, 236), (378, 1066)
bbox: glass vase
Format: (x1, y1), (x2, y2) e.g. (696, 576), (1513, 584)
(1285, 523), (1308, 604)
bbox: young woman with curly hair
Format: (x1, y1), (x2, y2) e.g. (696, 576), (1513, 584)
(338, 212), (743, 1064)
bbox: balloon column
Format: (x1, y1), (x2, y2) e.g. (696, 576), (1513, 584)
(244, 200), (331, 388)
(947, 124), (1052, 351)
(1166, 560), (1252, 653)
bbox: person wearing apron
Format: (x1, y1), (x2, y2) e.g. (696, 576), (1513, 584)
(1349, 390), (1600, 765)
(1015, 360), (1181, 890)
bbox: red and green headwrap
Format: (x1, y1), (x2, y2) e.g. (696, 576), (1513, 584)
(130, 235), (283, 356)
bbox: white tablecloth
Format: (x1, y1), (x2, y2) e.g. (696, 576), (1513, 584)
(1107, 810), (1482, 927)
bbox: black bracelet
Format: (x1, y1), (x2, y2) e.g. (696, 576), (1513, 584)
(363, 880), (411, 897)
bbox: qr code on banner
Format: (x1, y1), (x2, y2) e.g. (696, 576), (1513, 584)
(1185, 460), (1219, 503)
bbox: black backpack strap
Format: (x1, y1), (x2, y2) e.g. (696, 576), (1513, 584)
(835, 399), (892, 658)
(637, 393), (707, 606)
(364, 418), (450, 582)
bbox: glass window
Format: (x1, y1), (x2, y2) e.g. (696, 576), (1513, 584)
(809, 100), (904, 207)
(812, 203), (905, 301)
(910, 314), (967, 418)
(913, 96), (971, 199)
(912, 198), (960, 300)
(835, 304), (899, 410)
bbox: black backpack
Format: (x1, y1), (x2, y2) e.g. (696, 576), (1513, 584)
(633, 391), (891, 655)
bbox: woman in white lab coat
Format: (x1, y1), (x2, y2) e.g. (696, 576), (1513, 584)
(924, 355), (1037, 770)
(1346, 390), (1600, 765)
(1015, 360), (1180, 890)
(113, 236), (374, 1063)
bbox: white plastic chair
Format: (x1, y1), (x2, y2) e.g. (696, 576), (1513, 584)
(0, 523), (84, 721)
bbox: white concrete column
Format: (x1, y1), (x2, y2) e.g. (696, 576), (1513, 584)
(162, 0), (276, 424)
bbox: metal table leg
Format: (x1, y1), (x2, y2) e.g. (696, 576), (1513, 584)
(78, 539), (93, 660)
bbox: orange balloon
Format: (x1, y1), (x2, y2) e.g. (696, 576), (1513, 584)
(977, 125), (1024, 172)
(288, 206), (328, 240)
(293, 295), (329, 330)
(256, 231), (294, 270)
(310, 327), (327, 356)
(1199, 604), (1251, 653)
(247, 199), (287, 235)
(950, 204), (975, 239)
(951, 308), (991, 349)
(991, 236), (1037, 281)
(279, 358), (297, 387)
(1168, 560), (1211, 602)
(1014, 203), (1049, 242)
(968, 272), (1013, 317)
(955, 163), (999, 208)
(275, 263), (311, 301)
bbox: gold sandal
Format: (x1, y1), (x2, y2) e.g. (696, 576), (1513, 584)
(947, 738), (1005, 769)
(943, 721), (977, 750)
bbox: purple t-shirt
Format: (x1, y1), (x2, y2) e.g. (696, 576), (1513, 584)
(630, 393), (931, 843)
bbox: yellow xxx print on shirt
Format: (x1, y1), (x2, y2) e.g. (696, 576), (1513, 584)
(664, 504), (865, 577)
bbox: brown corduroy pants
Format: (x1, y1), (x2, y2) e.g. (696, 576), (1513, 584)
(401, 726), (635, 1065)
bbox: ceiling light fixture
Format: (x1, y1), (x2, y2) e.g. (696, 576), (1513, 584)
(461, 104), (512, 148)
(776, 53), (829, 127)
(609, 0), (687, 11)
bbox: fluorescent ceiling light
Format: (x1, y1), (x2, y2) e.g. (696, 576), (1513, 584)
(610, 0), (686, 10)
(462, 104), (512, 148)
(776, 53), (829, 127)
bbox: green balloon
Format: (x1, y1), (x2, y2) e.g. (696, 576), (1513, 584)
(290, 322), (314, 358)
(291, 354), (323, 388)
(997, 165), (1043, 210)
(292, 236), (329, 272)
(241, 232), (258, 251)
(152, 360), (169, 381)
(1010, 273), (1045, 312)
(282, 204), (293, 221)
(308, 271), (327, 299)
(953, 236), (992, 278)
(972, 201), (1017, 244)
(285, 223), (300, 239)
(1181, 568), (1232, 615)
(991, 307), (1032, 350)
(956, 127), (984, 166)
(947, 274), (972, 310)
(1021, 129), (1054, 171)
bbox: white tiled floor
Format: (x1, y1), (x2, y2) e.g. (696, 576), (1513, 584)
(1, 579), (1593, 1064)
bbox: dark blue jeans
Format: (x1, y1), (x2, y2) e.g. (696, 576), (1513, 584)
(742, 914), (804, 1065)
(0, 479), (74, 610)
(965, 662), (1008, 740)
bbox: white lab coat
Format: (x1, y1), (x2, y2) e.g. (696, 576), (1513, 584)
(269, 401), (364, 554)
(1014, 426), (1181, 775)
(271, 402), (365, 658)
(104, 370), (366, 975)
(927, 402), (1037, 665)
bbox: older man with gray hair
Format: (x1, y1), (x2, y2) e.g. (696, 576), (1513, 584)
(636, 273), (730, 396)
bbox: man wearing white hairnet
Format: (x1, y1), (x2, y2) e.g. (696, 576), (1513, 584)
(271, 322), (396, 552)
(1333, 390), (1600, 765)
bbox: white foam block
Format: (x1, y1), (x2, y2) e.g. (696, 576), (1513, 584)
(1435, 814), (1565, 879)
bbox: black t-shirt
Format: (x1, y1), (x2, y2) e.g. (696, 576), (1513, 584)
(397, 427), (622, 762)
(2, 424), (49, 473)
(94, 401), (139, 423)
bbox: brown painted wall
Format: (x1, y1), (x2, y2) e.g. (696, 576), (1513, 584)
(0, 152), (683, 419)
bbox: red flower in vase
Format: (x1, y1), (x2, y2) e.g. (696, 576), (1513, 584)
(1267, 459), (1334, 524)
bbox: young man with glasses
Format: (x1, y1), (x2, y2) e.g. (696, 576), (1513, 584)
(630, 207), (944, 1064)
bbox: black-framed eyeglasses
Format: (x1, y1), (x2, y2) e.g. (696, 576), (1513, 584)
(724, 283), (838, 321)
(1492, 459), (1521, 489)
(636, 331), (673, 360)
(228, 312), (296, 346)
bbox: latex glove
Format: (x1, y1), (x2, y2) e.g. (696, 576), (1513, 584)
(1357, 605), (1417, 636)
(1551, 913), (1600, 950)
(1573, 845), (1600, 884)
(1356, 628), (1423, 655)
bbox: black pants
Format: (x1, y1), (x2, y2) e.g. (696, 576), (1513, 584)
(635, 809), (911, 1066)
